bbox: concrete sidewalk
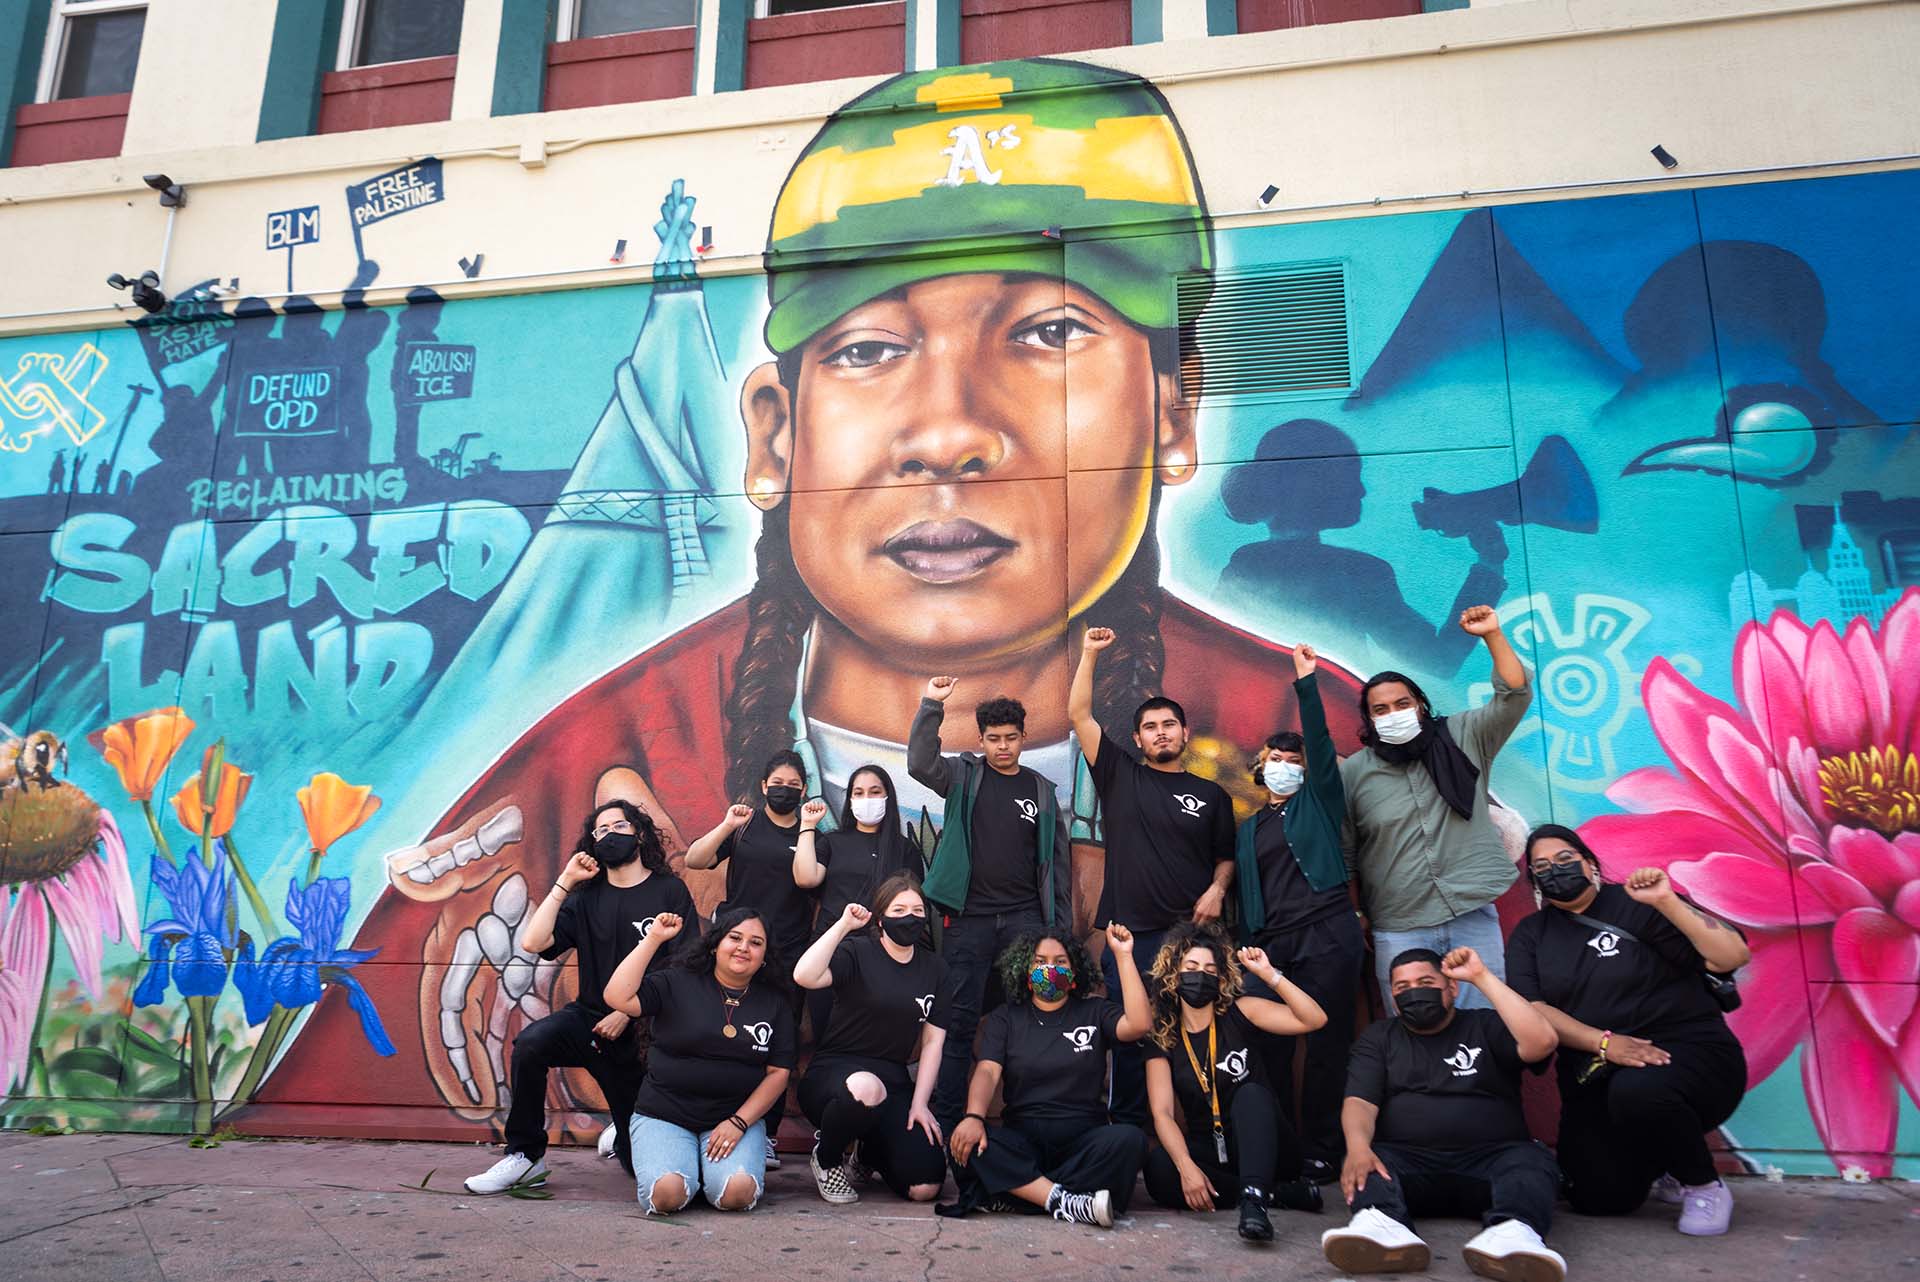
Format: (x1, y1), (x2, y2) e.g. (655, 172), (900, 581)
(1, 1130), (1914, 1282)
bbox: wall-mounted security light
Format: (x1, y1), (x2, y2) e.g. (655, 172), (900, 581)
(142, 172), (186, 207)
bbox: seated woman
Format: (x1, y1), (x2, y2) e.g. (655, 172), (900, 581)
(946, 924), (1151, 1228)
(793, 874), (949, 1204)
(1506, 824), (1751, 1237)
(1141, 922), (1330, 1242)
(603, 908), (796, 1215)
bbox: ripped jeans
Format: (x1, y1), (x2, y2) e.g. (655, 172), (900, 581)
(630, 1114), (767, 1213)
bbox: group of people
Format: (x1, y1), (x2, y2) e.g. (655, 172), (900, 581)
(461, 606), (1751, 1281)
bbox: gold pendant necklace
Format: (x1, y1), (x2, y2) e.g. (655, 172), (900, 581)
(720, 979), (748, 1038)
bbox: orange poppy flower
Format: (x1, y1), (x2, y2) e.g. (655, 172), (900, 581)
(91, 708), (195, 802)
(169, 749), (253, 838)
(298, 772), (382, 854)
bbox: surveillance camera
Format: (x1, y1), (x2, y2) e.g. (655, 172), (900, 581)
(106, 272), (129, 290)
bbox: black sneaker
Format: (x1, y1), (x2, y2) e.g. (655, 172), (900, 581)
(1302, 1158), (1337, 1186)
(1238, 1196), (1275, 1243)
(1269, 1177), (1324, 1213)
(1046, 1187), (1114, 1228)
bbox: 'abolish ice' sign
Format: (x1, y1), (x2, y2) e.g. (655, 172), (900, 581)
(236, 368), (340, 438)
(398, 343), (476, 404)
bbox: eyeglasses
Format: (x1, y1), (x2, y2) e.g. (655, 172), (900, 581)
(1527, 851), (1584, 875)
(592, 819), (636, 840)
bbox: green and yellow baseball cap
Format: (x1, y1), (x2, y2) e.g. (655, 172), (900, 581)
(764, 57), (1213, 354)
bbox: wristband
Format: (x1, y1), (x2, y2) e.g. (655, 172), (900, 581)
(550, 883), (571, 897)
(1597, 1030), (1612, 1057)
(729, 1114), (748, 1132)
(962, 1112), (987, 1125)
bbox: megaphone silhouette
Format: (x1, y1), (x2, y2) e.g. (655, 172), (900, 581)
(1413, 435), (1597, 540)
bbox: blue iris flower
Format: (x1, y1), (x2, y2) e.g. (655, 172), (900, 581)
(133, 848), (237, 1005)
(232, 876), (395, 1056)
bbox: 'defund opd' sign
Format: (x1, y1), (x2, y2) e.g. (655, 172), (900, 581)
(237, 367), (340, 437)
(347, 159), (445, 228)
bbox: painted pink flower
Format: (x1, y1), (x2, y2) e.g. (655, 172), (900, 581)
(1582, 587), (1920, 1176)
(0, 810), (140, 1092)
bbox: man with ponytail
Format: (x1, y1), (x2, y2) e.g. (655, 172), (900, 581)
(268, 58), (1366, 1123)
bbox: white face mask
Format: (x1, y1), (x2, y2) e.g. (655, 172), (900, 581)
(1373, 708), (1423, 745)
(1263, 759), (1304, 797)
(849, 795), (887, 826)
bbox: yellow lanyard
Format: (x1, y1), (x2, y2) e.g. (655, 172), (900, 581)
(1180, 1019), (1226, 1161)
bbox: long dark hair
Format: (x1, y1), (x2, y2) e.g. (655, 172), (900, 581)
(1146, 922), (1243, 1051)
(722, 353), (1174, 801)
(867, 872), (927, 943)
(1524, 823), (1603, 885)
(1357, 669), (1436, 749)
(837, 763), (919, 881)
(686, 905), (791, 997)
(572, 799), (669, 874)
(994, 931), (1094, 1008)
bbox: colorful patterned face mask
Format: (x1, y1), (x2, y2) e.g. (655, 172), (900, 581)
(1029, 963), (1074, 1002)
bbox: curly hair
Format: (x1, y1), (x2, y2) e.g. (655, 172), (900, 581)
(993, 931), (1094, 1008)
(572, 799), (669, 874)
(1146, 922), (1243, 1052)
(684, 905), (791, 998)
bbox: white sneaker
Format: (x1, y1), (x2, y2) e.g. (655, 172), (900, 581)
(1046, 1187), (1113, 1228)
(1677, 1178), (1734, 1236)
(1321, 1207), (1431, 1274)
(808, 1137), (861, 1205)
(597, 1123), (619, 1160)
(1650, 1173), (1684, 1205)
(1463, 1218), (1567, 1282)
(765, 1135), (783, 1169)
(464, 1153), (547, 1195)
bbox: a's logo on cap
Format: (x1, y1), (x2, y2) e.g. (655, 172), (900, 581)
(936, 123), (1021, 188)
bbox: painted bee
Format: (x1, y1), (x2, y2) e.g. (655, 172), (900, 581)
(0, 725), (68, 793)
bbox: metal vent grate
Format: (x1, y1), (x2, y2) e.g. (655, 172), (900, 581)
(1176, 262), (1351, 401)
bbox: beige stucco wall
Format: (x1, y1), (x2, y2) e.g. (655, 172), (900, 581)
(2, 0), (1916, 334)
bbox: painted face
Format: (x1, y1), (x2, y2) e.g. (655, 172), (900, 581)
(747, 274), (1193, 665)
(718, 918), (768, 981)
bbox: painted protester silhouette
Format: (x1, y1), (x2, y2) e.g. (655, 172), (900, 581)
(260, 57), (1366, 1139)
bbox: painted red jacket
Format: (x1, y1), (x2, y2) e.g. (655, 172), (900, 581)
(255, 596), (1369, 1135)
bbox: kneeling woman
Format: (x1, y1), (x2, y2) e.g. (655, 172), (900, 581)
(793, 874), (950, 1204)
(947, 925), (1152, 1228)
(1507, 825), (1751, 1237)
(1142, 923), (1330, 1242)
(604, 908), (796, 1214)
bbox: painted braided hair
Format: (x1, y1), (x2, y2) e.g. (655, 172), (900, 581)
(722, 343), (1177, 801)
(1146, 921), (1243, 1052)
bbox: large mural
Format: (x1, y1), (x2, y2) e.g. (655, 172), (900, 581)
(1, 57), (1916, 1178)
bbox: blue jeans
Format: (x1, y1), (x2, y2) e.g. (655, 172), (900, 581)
(630, 1114), (767, 1213)
(1100, 926), (1169, 1126)
(1371, 903), (1505, 1011)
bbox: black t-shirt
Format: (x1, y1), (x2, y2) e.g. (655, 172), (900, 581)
(715, 811), (814, 951)
(1088, 740), (1234, 930)
(540, 870), (698, 1019)
(632, 967), (797, 1133)
(977, 995), (1126, 1126)
(814, 934), (950, 1069)
(1345, 1008), (1538, 1150)
(1254, 803), (1351, 933)
(1507, 885), (1734, 1063)
(813, 826), (922, 934)
(966, 767), (1044, 915)
(1142, 1005), (1269, 1140)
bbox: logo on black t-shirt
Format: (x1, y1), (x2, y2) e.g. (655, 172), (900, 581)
(742, 1021), (774, 1050)
(1172, 793), (1207, 818)
(1586, 930), (1622, 958)
(1063, 1026), (1098, 1053)
(914, 994), (935, 1020)
(634, 915), (659, 940)
(1015, 798), (1038, 826)
(1216, 1048), (1249, 1083)
(1444, 1044), (1484, 1077)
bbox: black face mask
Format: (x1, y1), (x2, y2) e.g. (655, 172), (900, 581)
(1396, 987), (1449, 1031)
(594, 831), (639, 867)
(880, 914), (926, 946)
(764, 785), (802, 815)
(1534, 862), (1593, 904)
(1176, 972), (1220, 1009)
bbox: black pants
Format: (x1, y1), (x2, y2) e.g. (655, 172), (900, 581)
(962, 1114), (1147, 1213)
(503, 1002), (643, 1174)
(1099, 926), (1170, 1127)
(1245, 912), (1364, 1164)
(1351, 1140), (1559, 1237)
(797, 1055), (948, 1197)
(930, 906), (1043, 1127)
(1557, 1031), (1746, 1214)
(1143, 1079), (1298, 1209)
